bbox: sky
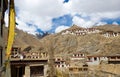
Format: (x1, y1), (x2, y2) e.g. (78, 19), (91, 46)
(5, 0), (120, 35)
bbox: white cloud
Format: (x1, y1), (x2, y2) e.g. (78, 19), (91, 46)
(72, 14), (109, 27)
(68, 0), (120, 28)
(72, 16), (96, 28)
(66, 0), (120, 13)
(15, 0), (67, 18)
(112, 22), (119, 25)
(14, 0), (70, 33)
(16, 17), (38, 35)
(90, 12), (120, 19)
(55, 25), (70, 33)
(96, 22), (107, 26)
(9, 0), (120, 34)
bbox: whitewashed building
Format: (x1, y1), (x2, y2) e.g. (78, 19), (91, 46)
(61, 26), (101, 36)
(55, 57), (70, 68)
(86, 56), (108, 65)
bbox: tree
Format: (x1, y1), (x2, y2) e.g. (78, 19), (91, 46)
(45, 37), (57, 77)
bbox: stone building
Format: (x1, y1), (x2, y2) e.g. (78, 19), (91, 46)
(108, 54), (120, 64)
(102, 31), (119, 37)
(68, 64), (88, 77)
(10, 47), (49, 77)
(54, 56), (69, 68)
(68, 65), (88, 73)
(61, 25), (101, 36)
(86, 55), (108, 65)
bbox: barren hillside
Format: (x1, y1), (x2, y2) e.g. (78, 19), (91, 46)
(4, 24), (120, 56)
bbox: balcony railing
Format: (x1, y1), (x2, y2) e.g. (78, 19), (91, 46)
(10, 53), (48, 61)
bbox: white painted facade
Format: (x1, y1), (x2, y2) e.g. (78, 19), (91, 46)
(86, 56), (108, 65)
(103, 32), (119, 37)
(61, 27), (120, 38)
(61, 28), (101, 36)
(55, 61), (70, 68)
(55, 57), (69, 68)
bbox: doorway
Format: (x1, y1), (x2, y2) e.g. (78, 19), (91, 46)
(11, 65), (25, 77)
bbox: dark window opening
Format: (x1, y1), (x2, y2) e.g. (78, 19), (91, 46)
(83, 64), (88, 67)
(111, 57), (116, 59)
(57, 59), (60, 61)
(58, 65), (60, 67)
(83, 68), (88, 71)
(30, 66), (44, 77)
(69, 68), (73, 71)
(94, 57), (97, 61)
(61, 61), (64, 63)
(78, 68), (82, 71)
(117, 56), (120, 59)
(88, 58), (91, 61)
(81, 54), (83, 56)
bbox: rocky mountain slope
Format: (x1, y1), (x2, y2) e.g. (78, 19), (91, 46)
(4, 27), (42, 51)
(39, 24), (120, 56)
(5, 24), (120, 56)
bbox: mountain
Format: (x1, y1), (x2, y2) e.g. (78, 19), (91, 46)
(4, 27), (42, 51)
(94, 24), (120, 32)
(4, 24), (120, 56)
(39, 24), (120, 56)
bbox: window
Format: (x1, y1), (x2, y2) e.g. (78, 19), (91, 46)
(94, 57), (97, 61)
(117, 56), (120, 59)
(81, 54), (83, 57)
(83, 68), (88, 71)
(111, 57), (116, 59)
(78, 68), (82, 71)
(57, 58), (60, 61)
(83, 64), (88, 67)
(30, 66), (44, 76)
(58, 65), (60, 67)
(69, 68), (73, 71)
(88, 58), (91, 61)
(74, 54), (76, 57)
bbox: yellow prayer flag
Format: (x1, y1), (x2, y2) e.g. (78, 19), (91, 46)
(6, 0), (16, 59)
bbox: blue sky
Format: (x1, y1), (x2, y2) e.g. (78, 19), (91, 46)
(63, 0), (69, 3)
(5, 0), (120, 35)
